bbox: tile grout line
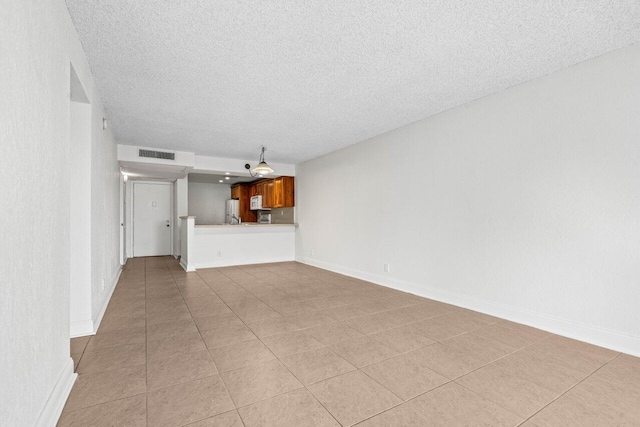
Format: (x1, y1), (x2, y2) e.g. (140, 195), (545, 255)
(193, 262), (275, 422)
(435, 334), (564, 421)
(198, 265), (347, 425)
(514, 352), (622, 426)
(194, 263), (485, 425)
(351, 330), (553, 425)
(163, 257), (236, 426)
(354, 380), (458, 426)
(167, 257), (244, 426)
(203, 265), (430, 426)
(144, 257), (148, 427)
(345, 327), (559, 425)
(65, 259), (147, 415)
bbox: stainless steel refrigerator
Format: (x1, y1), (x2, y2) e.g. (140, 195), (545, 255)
(225, 199), (240, 224)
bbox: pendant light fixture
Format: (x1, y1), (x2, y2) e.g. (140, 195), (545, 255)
(245, 146), (274, 176)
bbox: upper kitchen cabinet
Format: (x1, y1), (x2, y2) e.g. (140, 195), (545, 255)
(230, 183), (256, 222)
(230, 185), (242, 200)
(273, 176), (294, 208)
(263, 179), (274, 208)
(253, 176), (295, 208)
(255, 181), (265, 201)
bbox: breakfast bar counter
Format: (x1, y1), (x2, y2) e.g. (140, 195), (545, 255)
(179, 216), (297, 271)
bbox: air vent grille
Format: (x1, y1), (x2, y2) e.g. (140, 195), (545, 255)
(139, 149), (175, 160)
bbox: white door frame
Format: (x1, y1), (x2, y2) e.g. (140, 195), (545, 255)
(132, 180), (174, 257)
(119, 174), (126, 265)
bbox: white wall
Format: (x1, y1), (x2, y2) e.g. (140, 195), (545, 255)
(192, 226), (296, 268)
(90, 92), (122, 328)
(174, 177), (189, 257)
(188, 181), (231, 224)
(69, 101), (93, 334)
(296, 43), (640, 356)
(0, 1), (120, 424)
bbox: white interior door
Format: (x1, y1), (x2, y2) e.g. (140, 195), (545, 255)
(133, 182), (172, 257)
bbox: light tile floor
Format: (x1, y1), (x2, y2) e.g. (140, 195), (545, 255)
(61, 257), (640, 426)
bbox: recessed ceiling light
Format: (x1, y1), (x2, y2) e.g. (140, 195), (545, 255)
(225, 172), (230, 175)
(225, 176), (230, 180)
(219, 180), (223, 183)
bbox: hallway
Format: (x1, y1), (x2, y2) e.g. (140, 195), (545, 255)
(62, 257), (640, 426)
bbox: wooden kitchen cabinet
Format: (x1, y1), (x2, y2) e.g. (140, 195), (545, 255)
(254, 181), (265, 205)
(230, 185), (241, 200)
(231, 184), (256, 222)
(263, 180), (274, 208)
(273, 178), (283, 208)
(272, 176), (295, 208)
(250, 176), (295, 209)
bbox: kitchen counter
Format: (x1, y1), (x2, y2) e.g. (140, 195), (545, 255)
(195, 223), (298, 228)
(179, 216), (296, 271)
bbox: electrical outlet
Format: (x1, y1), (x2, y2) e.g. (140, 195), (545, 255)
(310, 250), (314, 257)
(101, 277), (106, 290)
(384, 264), (390, 273)
(217, 251), (222, 257)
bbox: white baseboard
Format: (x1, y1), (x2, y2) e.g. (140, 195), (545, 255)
(92, 266), (122, 334)
(180, 258), (196, 272)
(297, 257), (640, 357)
(195, 255), (295, 269)
(70, 319), (94, 338)
(35, 357), (77, 427)
(69, 267), (122, 338)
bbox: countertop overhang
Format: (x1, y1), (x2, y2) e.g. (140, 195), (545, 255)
(195, 223), (298, 228)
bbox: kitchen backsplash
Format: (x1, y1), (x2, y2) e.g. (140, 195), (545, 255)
(271, 207), (295, 224)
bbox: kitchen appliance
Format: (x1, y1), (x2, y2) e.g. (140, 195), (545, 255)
(250, 195), (270, 210)
(258, 212), (272, 224)
(225, 199), (240, 224)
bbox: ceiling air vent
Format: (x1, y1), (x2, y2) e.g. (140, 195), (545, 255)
(138, 149), (175, 160)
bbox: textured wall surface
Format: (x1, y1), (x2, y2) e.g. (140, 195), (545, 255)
(70, 101), (93, 331)
(188, 181), (231, 225)
(65, 1), (640, 163)
(296, 44), (640, 355)
(90, 91), (121, 320)
(0, 0), (120, 423)
(173, 177), (189, 257)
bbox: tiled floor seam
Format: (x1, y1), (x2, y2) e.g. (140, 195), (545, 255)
(202, 265), (345, 425)
(349, 330), (556, 422)
(453, 332), (621, 399)
(60, 391), (148, 416)
(353, 380), (457, 426)
(189, 260), (273, 419)
(513, 352), (622, 426)
(161, 256), (235, 392)
(144, 257), (149, 427)
(431, 330), (557, 383)
(249, 348), (343, 423)
(357, 363), (445, 406)
(298, 384), (348, 427)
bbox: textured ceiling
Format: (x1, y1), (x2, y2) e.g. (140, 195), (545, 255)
(188, 173), (257, 185)
(66, 1), (640, 164)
